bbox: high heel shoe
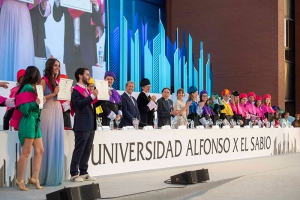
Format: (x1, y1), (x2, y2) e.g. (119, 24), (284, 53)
(16, 179), (29, 191)
(28, 177), (44, 189)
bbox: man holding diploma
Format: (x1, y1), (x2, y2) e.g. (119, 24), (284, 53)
(70, 67), (106, 182)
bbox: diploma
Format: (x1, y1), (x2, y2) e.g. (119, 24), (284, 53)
(57, 78), (73, 101)
(19, 0), (34, 3)
(36, 85), (44, 109)
(95, 80), (109, 100)
(61, 0), (92, 13)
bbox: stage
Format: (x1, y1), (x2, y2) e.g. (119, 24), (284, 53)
(0, 128), (299, 199)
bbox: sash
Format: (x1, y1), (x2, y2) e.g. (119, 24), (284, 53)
(187, 100), (198, 114)
(10, 92), (37, 129)
(230, 102), (244, 116)
(110, 89), (121, 104)
(42, 76), (58, 93)
(262, 104), (275, 114)
(256, 106), (265, 119)
(202, 104), (215, 116)
(71, 86), (98, 116)
(245, 101), (257, 115)
(9, 86), (19, 98)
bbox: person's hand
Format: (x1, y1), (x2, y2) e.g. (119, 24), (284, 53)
(90, 0), (98, 6)
(171, 110), (179, 116)
(108, 90), (112, 96)
(36, 97), (41, 105)
(43, 97), (46, 104)
(186, 101), (192, 107)
(115, 115), (121, 120)
(199, 101), (205, 107)
(0, 82), (9, 89)
(53, 86), (59, 95)
(93, 89), (98, 97)
(151, 95), (156, 102)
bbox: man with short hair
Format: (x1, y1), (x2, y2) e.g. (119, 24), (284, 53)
(120, 81), (140, 127)
(70, 68), (106, 182)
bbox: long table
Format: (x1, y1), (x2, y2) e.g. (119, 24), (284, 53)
(0, 128), (299, 187)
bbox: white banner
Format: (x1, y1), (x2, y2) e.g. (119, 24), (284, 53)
(0, 128), (299, 186)
(65, 128), (300, 177)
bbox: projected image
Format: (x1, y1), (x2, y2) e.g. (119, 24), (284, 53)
(0, 0), (106, 82)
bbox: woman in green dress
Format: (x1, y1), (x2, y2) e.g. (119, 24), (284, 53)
(15, 66), (45, 191)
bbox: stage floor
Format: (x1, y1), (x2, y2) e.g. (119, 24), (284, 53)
(1, 153), (300, 200)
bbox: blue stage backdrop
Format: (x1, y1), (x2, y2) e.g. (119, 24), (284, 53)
(106, 0), (213, 95)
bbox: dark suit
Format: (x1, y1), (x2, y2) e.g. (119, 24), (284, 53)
(137, 92), (154, 127)
(120, 92), (140, 127)
(53, 3), (101, 78)
(30, 4), (48, 58)
(157, 97), (173, 127)
(70, 88), (104, 176)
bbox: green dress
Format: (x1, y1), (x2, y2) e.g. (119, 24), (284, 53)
(18, 84), (41, 146)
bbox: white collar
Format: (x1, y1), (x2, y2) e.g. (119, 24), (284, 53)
(222, 99), (230, 104)
(143, 91), (149, 97)
(77, 83), (87, 89)
(125, 91), (132, 97)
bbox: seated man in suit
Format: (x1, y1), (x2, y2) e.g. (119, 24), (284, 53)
(157, 88), (179, 128)
(120, 81), (140, 128)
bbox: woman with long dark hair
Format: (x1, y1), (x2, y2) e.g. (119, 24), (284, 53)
(39, 58), (64, 186)
(14, 66), (44, 191)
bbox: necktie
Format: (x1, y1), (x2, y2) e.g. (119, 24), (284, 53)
(130, 96), (135, 106)
(166, 100), (171, 111)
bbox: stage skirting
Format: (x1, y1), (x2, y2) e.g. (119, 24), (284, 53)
(0, 128), (299, 187)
